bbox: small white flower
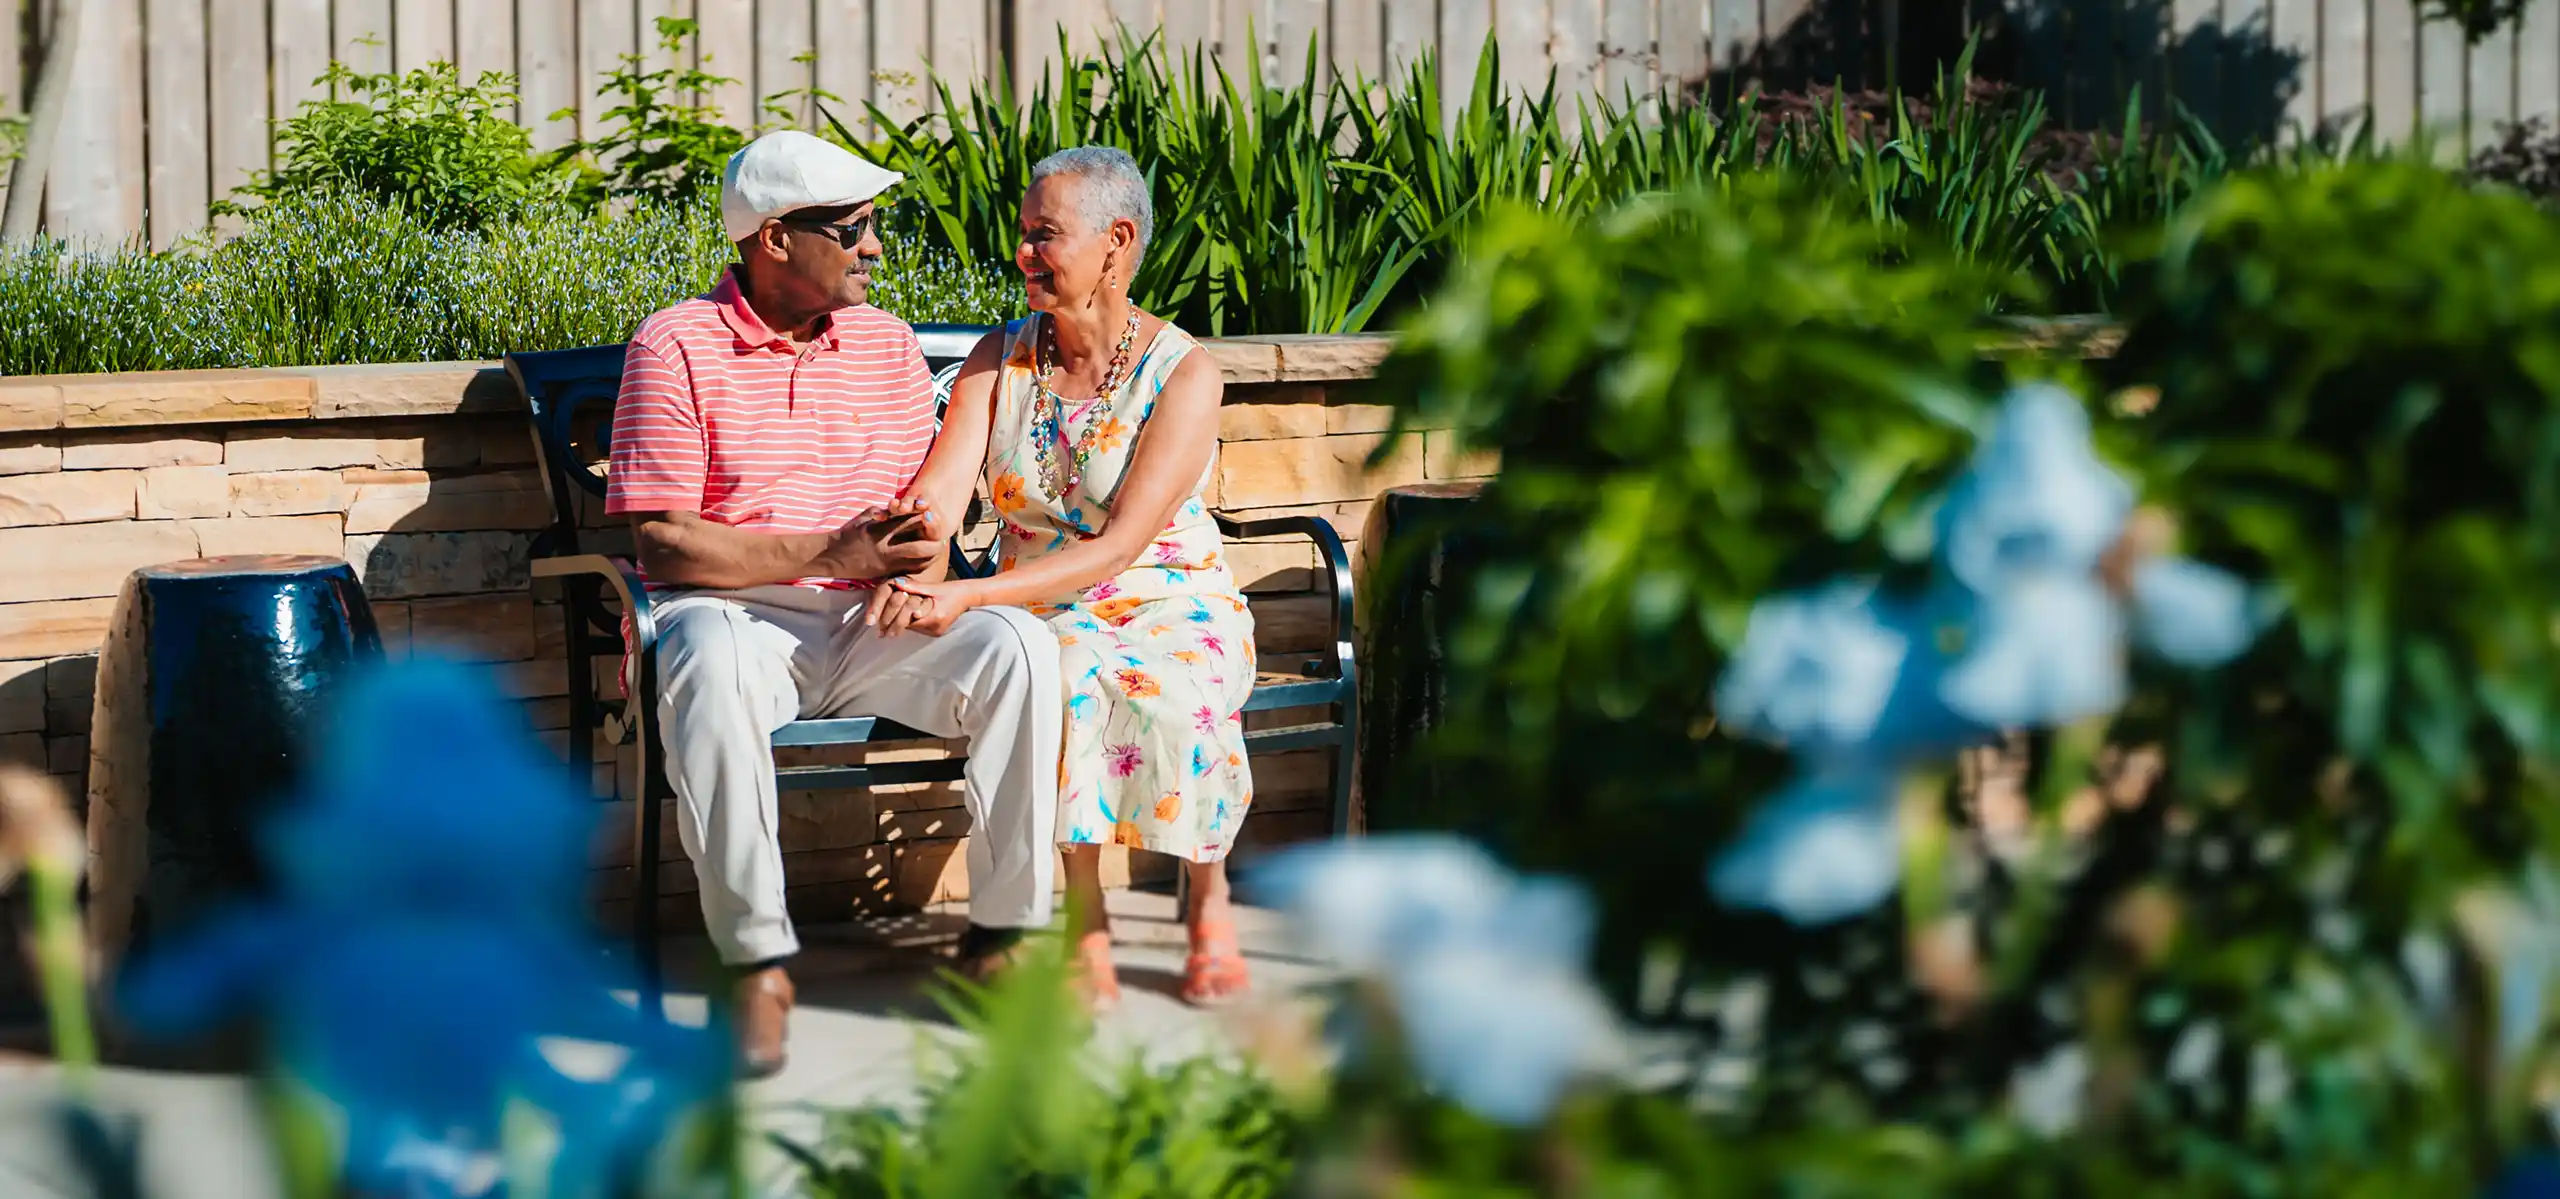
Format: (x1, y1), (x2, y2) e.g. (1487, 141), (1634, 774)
(1707, 769), (1905, 925)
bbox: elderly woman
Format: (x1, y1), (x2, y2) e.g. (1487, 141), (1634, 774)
(867, 146), (1254, 1007)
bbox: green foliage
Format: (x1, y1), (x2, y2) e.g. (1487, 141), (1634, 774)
(0, 189), (1013, 375)
(1369, 172), (2003, 986)
(559, 17), (770, 207)
(852, 34), (2333, 333)
(2050, 155), (2560, 1194)
(223, 56), (576, 229)
(842, 31), (1444, 336)
(1363, 155), (2560, 1191)
(2111, 158), (2560, 874)
(784, 946), (1303, 1198)
(2422, 0), (2532, 40)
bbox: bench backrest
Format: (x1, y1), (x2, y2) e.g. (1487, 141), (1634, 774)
(505, 321), (997, 559)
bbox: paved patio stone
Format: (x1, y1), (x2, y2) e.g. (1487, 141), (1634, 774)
(0, 892), (1332, 1198)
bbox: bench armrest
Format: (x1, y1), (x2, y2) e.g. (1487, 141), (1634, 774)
(532, 554), (658, 658)
(1214, 513), (1356, 680)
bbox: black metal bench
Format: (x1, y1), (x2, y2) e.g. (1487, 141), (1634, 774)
(504, 321), (1357, 1000)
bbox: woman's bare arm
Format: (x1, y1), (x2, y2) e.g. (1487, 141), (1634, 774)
(905, 329), (1007, 536)
(958, 346), (1223, 606)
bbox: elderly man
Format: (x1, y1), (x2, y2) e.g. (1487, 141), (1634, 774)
(604, 130), (1062, 1076)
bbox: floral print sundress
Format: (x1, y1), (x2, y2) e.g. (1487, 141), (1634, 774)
(985, 315), (1256, 863)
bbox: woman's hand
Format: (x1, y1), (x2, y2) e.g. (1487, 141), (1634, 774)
(867, 575), (983, 637)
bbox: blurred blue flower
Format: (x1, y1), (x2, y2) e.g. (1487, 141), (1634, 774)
(524, 1009), (735, 1199)
(1386, 945), (1625, 1127)
(268, 658), (596, 919)
(1928, 384), (2262, 727)
(115, 658), (728, 1196)
(1705, 384), (2271, 927)
(1250, 835), (1553, 974)
(1707, 769), (1905, 925)
(1715, 580), (1913, 753)
(1718, 577), (1991, 763)
(1930, 385), (2137, 728)
(2128, 555), (2262, 668)
(122, 912), (634, 1162)
(1252, 836), (1624, 1125)
(1936, 384), (2133, 596)
(1938, 572), (2128, 729)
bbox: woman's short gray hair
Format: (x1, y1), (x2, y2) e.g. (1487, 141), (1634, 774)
(1030, 145), (1153, 270)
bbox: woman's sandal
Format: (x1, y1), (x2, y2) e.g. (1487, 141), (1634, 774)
(1074, 930), (1123, 1014)
(1181, 920), (1251, 1007)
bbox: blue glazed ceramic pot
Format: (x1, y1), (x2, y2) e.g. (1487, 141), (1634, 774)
(87, 554), (383, 970)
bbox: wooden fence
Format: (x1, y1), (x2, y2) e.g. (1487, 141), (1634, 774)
(3, 0), (2556, 248)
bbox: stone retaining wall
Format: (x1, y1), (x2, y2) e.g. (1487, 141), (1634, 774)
(0, 334), (1488, 933)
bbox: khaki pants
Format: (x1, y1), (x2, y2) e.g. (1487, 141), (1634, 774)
(651, 585), (1062, 965)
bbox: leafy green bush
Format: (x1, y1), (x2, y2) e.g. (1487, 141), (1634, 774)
(1369, 171), (2004, 988)
(559, 17), (770, 207)
(845, 32), (1453, 336)
(853, 35), (2331, 332)
(222, 58), (578, 229)
(0, 190), (1015, 375)
(1358, 156), (2560, 1192)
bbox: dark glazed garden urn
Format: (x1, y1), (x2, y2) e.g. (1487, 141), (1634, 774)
(1354, 481), (1491, 837)
(86, 555), (382, 974)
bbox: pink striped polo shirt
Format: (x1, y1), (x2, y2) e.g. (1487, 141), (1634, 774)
(604, 269), (936, 589)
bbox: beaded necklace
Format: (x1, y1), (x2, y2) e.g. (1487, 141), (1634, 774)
(1030, 307), (1144, 496)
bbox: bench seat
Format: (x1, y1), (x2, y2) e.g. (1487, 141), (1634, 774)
(504, 324), (1358, 1000)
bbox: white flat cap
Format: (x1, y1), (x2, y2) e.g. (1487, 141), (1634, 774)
(719, 130), (904, 244)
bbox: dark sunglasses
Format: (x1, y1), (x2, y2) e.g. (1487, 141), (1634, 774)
(784, 211), (876, 248)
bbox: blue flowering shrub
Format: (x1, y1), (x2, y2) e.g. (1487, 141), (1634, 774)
(1323, 162), (2560, 1192)
(106, 659), (737, 1198)
(0, 40), (1017, 378)
(0, 189), (1018, 376)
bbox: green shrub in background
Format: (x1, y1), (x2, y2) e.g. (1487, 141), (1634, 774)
(0, 19), (1015, 377)
(0, 190), (1014, 375)
(557, 16), (768, 207)
(854, 34), (2350, 332)
(220, 57), (581, 229)
(0, 28), (2408, 377)
(842, 32), (1459, 337)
